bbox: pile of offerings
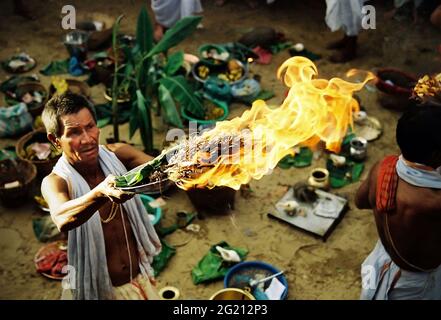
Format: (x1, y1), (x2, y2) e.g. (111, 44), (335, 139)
(2, 53), (36, 73)
(35, 242), (68, 279)
(20, 89), (45, 109)
(23, 142), (61, 161)
(194, 59), (247, 85)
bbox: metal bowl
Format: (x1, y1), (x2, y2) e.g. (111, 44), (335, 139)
(210, 288), (255, 300)
(63, 31), (89, 60)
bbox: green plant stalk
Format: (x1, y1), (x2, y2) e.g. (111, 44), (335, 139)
(111, 15), (125, 142)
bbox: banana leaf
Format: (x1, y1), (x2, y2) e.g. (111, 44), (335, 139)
(129, 100), (139, 139)
(158, 84), (184, 128)
(159, 75), (205, 118)
(136, 89), (153, 153)
(146, 16), (202, 59)
(164, 50), (184, 76)
(136, 6), (154, 56)
(115, 151), (165, 187)
(136, 6), (154, 93)
(278, 147), (313, 169)
(327, 159), (364, 188)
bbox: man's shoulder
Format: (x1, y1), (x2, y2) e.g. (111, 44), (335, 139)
(42, 172), (67, 189)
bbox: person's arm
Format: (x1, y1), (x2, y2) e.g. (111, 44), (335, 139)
(106, 143), (154, 170)
(41, 173), (133, 232)
(355, 162), (379, 210)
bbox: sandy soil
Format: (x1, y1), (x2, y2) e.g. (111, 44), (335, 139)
(0, 0), (440, 300)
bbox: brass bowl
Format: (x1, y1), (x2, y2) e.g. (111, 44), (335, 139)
(209, 288), (255, 300)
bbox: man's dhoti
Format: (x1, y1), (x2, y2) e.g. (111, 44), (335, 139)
(361, 241), (441, 300)
(113, 274), (161, 300)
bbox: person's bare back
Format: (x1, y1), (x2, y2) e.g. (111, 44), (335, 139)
(360, 162), (441, 272)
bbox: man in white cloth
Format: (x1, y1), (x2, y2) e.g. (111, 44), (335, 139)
(324, 0), (367, 63)
(355, 105), (441, 299)
(41, 93), (162, 300)
(151, 0), (203, 41)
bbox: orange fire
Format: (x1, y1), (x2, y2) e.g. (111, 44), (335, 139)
(166, 57), (374, 190)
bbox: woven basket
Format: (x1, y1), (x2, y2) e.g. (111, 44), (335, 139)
(16, 128), (61, 179)
(0, 158), (36, 207)
(49, 79), (91, 99)
(15, 82), (48, 118)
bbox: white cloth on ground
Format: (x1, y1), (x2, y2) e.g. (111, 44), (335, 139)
(151, 0), (203, 28)
(325, 0), (367, 36)
(52, 145), (161, 300)
(360, 240), (441, 300)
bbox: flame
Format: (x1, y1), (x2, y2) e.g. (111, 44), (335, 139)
(166, 57), (374, 190)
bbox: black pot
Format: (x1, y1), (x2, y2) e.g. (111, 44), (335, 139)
(186, 186), (236, 215)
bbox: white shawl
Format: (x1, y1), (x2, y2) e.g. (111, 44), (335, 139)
(51, 145), (161, 300)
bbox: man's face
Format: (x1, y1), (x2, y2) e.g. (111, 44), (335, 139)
(57, 108), (100, 165)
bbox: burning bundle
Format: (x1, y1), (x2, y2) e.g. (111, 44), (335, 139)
(116, 57), (374, 191)
(412, 73), (441, 105)
(115, 152), (168, 188)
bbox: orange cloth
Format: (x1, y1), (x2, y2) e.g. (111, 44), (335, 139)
(376, 155), (399, 213)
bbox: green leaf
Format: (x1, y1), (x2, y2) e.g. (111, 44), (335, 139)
(146, 16), (202, 59)
(136, 6), (154, 55)
(136, 6), (154, 94)
(327, 159), (364, 188)
(278, 147), (313, 169)
(164, 51), (184, 76)
(158, 84), (184, 128)
(136, 89), (153, 152)
(159, 75), (205, 118)
(111, 14), (125, 142)
(129, 100), (139, 139)
(115, 152), (165, 187)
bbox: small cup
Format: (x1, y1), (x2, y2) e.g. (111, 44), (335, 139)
(308, 168), (330, 190)
(350, 137), (368, 161)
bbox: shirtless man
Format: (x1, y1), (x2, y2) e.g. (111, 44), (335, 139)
(355, 105), (441, 299)
(41, 93), (161, 299)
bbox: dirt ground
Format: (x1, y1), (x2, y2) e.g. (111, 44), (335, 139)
(0, 0), (440, 300)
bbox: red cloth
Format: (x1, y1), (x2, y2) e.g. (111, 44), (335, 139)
(252, 46), (272, 65)
(376, 155), (399, 213)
